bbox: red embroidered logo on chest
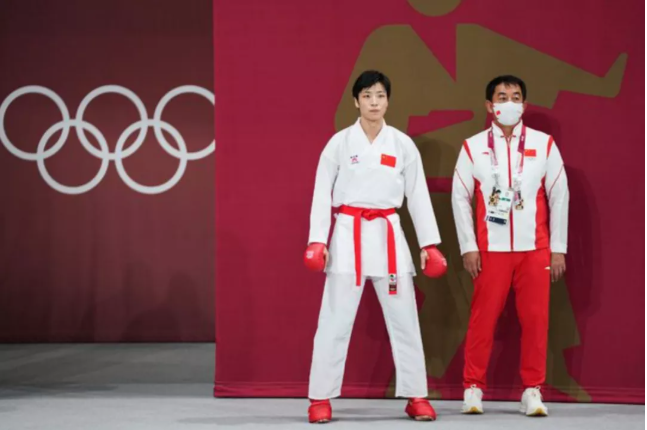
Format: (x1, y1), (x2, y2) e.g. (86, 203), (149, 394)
(524, 149), (537, 157)
(381, 154), (396, 167)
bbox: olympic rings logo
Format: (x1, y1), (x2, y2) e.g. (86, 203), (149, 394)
(0, 85), (214, 195)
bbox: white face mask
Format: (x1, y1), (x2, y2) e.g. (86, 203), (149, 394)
(493, 101), (524, 126)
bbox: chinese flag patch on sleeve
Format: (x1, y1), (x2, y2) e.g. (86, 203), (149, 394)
(381, 154), (396, 167)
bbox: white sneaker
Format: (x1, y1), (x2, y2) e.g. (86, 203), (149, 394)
(520, 387), (548, 416)
(461, 385), (484, 414)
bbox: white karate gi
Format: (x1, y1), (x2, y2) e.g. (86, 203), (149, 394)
(308, 119), (441, 399)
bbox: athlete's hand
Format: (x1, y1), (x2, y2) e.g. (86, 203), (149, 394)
(304, 243), (329, 272)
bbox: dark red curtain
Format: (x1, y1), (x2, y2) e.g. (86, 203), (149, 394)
(0, 0), (215, 341)
(214, 0), (644, 403)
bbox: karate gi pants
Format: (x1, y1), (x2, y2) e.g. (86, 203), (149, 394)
(308, 273), (428, 399)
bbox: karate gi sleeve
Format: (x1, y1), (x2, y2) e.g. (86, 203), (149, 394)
(451, 142), (478, 255)
(307, 139), (339, 245)
(403, 146), (441, 248)
(545, 140), (569, 254)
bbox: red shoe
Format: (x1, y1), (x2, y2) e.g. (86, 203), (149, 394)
(405, 398), (437, 421)
(308, 399), (332, 424)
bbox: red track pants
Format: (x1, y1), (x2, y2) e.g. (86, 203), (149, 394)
(463, 249), (551, 389)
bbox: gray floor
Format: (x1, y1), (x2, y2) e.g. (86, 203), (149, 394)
(0, 344), (643, 430)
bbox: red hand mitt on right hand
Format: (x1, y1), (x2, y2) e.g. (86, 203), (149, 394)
(304, 243), (327, 272)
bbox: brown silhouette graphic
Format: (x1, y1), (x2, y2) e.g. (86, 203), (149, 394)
(334, 0), (626, 402)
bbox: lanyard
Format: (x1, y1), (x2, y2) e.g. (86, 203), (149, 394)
(487, 125), (526, 191)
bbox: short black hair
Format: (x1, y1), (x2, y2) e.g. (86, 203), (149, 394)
(486, 75), (527, 101)
(352, 70), (391, 100)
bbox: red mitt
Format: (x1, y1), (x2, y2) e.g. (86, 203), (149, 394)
(304, 243), (327, 272)
(422, 245), (447, 278)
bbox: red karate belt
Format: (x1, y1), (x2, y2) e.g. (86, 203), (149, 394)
(339, 205), (399, 295)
